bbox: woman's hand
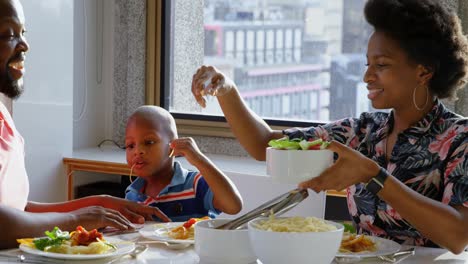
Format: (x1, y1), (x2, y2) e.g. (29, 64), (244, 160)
(191, 65), (237, 108)
(99, 196), (170, 224)
(169, 137), (206, 166)
(299, 141), (380, 192)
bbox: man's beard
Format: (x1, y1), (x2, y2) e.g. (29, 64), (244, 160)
(0, 73), (24, 100)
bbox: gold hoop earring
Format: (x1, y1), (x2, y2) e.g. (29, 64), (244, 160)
(413, 85), (429, 111)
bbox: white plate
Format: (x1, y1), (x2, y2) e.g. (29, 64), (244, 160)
(19, 237), (135, 260)
(139, 222), (194, 244)
(335, 236), (401, 258)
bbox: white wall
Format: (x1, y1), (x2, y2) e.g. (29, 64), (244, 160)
(73, 0), (114, 150)
(13, 0), (74, 202)
(72, 0), (118, 188)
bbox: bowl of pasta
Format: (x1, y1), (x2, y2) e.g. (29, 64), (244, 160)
(266, 138), (333, 184)
(194, 218), (256, 264)
(248, 216), (343, 264)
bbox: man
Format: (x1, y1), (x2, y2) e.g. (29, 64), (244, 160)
(0, 0), (169, 249)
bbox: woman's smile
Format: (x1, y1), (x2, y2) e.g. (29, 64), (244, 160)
(367, 87), (383, 100)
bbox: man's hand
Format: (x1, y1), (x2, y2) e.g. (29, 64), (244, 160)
(298, 141), (380, 192)
(191, 65), (237, 108)
(99, 196), (170, 224)
(69, 206), (137, 231)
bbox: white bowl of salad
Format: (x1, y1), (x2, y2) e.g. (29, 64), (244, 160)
(266, 137), (333, 184)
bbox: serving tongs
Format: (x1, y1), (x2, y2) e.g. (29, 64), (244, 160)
(215, 188), (309, 230)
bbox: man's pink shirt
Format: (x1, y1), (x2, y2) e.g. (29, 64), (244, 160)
(0, 102), (29, 210)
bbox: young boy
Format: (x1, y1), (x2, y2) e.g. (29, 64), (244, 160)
(124, 106), (243, 221)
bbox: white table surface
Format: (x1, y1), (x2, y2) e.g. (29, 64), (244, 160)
(0, 222), (466, 264)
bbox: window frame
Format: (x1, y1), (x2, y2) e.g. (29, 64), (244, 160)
(146, 0), (331, 138)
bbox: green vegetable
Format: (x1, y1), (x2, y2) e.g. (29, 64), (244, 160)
(268, 137), (302, 150)
(104, 241), (117, 250)
(33, 227), (70, 251)
(268, 137), (330, 150)
(343, 222), (356, 233)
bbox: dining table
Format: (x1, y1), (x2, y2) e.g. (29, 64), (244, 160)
(0, 222), (466, 264)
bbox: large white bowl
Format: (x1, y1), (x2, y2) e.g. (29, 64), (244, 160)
(248, 217), (344, 264)
(266, 147), (333, 184)
(195, 219), (256, 264)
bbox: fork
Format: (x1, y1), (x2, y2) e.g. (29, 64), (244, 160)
(334, 248), (415, 263)
(378, 248), (415, 262)
(107, 244), (148, 264)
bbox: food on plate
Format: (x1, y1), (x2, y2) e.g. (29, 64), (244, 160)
(339, 232), (377, 253)
(17, 226), (116, 254)
(252, 215), (337, 233)
(167, 216), (210, 240)
(268, 137), (330, 150)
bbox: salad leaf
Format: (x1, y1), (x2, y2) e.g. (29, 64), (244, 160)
(268, 137), (302, 150)
(343, 222), (356, 233)
(33, 227), (70, 251)
(269, 137), (330, 150)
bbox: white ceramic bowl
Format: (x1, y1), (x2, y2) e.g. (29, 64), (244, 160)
(266, 147), (333, 184)
(248, 217), (344, 264)
(195, 219), (256, 264)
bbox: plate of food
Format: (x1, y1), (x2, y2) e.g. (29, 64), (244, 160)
(335, 232), (401, 258)
(139, 216), (210, 244)
(17, 226), (135, 260)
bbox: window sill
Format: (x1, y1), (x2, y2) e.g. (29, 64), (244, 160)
(178, 153), (268, 177)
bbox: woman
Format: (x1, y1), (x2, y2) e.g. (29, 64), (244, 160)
(191, 0), (468, 254)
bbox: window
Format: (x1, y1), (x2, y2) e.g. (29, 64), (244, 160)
(148, 0), (374, 137)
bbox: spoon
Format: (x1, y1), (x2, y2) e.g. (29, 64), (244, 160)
(378, 248), (415, 262)
(107, 244), (148, 264)
(137, 240), (191, 250)
(129, 245), (149, 257)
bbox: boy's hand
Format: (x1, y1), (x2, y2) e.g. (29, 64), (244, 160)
(191, 65), (237, 108)
(170, 137), (206, 166)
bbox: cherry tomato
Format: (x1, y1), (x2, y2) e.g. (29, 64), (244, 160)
(308, 145), (321, 150)
(183, 218), (197, 228)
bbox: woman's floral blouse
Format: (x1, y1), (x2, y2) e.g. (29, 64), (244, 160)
(284, 99), (467, 247)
